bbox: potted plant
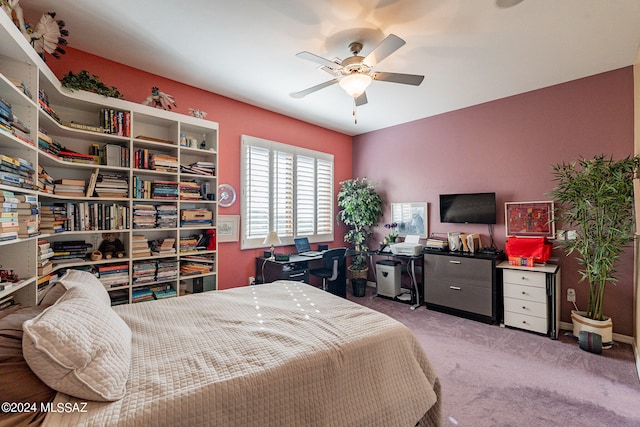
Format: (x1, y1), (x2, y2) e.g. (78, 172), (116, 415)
(337, 178), (384, 297)
(549, 154), (639, 347)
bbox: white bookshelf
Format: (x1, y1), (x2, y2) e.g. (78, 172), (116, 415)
(0, 13), (218, 305)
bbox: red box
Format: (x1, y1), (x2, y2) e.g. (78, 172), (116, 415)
(505, 236), (552, 263)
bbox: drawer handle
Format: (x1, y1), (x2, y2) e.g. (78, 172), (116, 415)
(449, 260), (461, 264)
(522, 306), (527, 310)
(449, 286), (462, 291)
(521, 276), (527, 280)
(521, 291), (527, 295)
(289, 272), (305, 278)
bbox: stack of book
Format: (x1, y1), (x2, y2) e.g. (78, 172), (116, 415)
(39, 203), (67, 234)
(57, 147), (99, 165)
(150, 153), (178, 172)
(16, 193), (39, 238)
(133, 204), (157, 229)
(180, 254), (215, 276)
(180, 161), (216, 176)
(132, 287), (154, 303)
(0, 96), (16, 139)
(156, 259), (178, 282)
(110, 290), (129, 306)
(0, 190), (18, 241)
(151, 284), (176, 300)
(38, 89), (60, 123)
(37, 131), (62, 158)
(95, 173), (128, 198)
(97, 263), (129, 288)
(36, 273), (54, 304)
(52, 240), (92, 264)
(179, 236), (198, 253)
(0, 295), (15, 312)
(151, 181), (178, 200)
(37, 165), (55, 193)
(37, 240), (54, 276)
(179, 181), (202, 200)
(131, 234), (151, 258)
(156, 204), (177, 228)
(54, 178), (86, 197)
(150, 237), (176, 256)
(1, 154), (35, 190)
(132, 260), (156, 285)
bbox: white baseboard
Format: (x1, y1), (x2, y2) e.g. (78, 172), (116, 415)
(634, 342), (640, 382)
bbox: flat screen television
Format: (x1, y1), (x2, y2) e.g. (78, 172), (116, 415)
(439, 192), (497, 224)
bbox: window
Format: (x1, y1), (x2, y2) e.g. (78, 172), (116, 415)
(241, 135), (334, 249)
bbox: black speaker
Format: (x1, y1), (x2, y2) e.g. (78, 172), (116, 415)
(318, 244), (329, 251)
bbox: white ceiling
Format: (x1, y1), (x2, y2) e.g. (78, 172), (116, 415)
(19, 0), (640, 136)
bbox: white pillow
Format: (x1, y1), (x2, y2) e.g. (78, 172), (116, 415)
(41, 269), (111, 307)
(22, 286), (131, 401)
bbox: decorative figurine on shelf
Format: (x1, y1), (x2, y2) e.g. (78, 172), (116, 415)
(142, 86), (177, 110)
(1, 2), (68, 61)
(0, 266), (19, 283)
(188, 108), (208, 119)
(98, 232), (125, 260)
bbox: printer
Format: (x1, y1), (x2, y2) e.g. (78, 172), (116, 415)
(390, 235), (424, 256)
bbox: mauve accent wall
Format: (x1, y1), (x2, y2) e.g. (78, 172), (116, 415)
(45, 47), (352, 291)
(353, 67), (635, 337)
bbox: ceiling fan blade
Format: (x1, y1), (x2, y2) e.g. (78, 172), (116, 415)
(296, 51), (343, 70)
(363, 34), (406, 68)
(372, 71), (424, 86)
(355, 92), (368, 106)
(290, 79), (339, 98)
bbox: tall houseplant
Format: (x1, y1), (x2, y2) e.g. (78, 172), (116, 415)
(549, 155), (638, 341)
(337, 178), (384, 295)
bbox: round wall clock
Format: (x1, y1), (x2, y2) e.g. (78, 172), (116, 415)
(217, 184), (237, 207)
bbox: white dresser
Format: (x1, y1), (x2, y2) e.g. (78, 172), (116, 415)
(498, 262), (561, 339)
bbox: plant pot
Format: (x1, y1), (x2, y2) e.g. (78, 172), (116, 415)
(571, 310), (613, 348)
(347, 266), (368, 280)
(352, 278), (367, 297)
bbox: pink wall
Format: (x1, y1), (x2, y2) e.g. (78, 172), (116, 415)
(45, 47), (352, 290)
(353, 67), (635, 336)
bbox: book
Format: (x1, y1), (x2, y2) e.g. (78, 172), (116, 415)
(86, 167), (99, 197)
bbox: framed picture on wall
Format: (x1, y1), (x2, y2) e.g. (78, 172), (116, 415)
(391, 202), (429, 238)
(505, 201), (555, 238)
(218, 215), (240, 242)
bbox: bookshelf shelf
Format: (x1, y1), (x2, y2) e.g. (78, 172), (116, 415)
(0, 12), (218, 307)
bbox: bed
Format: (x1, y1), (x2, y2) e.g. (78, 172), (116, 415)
(1, 270), (441, 426)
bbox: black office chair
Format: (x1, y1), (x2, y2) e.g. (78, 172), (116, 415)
(309, 248), (346, 293)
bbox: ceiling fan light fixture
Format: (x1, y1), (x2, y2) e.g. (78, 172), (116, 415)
(339, 73), (372, 98)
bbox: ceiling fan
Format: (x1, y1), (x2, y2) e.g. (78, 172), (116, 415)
(291, 34), (424, 107)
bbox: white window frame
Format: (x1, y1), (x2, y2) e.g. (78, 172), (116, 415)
(240, 135), (334, 249)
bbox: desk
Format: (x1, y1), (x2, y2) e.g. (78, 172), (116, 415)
(256, 253), (347, 297)
(368, 252), (423, 310)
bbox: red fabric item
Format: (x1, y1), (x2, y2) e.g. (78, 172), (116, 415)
(505, 236), (552, 263)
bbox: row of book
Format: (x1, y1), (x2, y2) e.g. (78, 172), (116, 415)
(40, 201), (129, 233)
(97, 262), (129, 288)
(100, 109), (131, 137)
(51, 240), (93, 264)
(132, 177), (179, 200)
(133, 149), (178, 172)
(39, 89), (61, 123)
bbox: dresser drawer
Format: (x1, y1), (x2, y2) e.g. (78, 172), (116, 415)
(425, 278), (492, 316)
(504, 297), (547, 318)
(425, 254), (493, 288)
(503, 269), (545, 288)
(503, 282), (547, 303)
(504, 311), (547, 334)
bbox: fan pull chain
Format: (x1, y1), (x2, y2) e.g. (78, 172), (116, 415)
(353, 98), (357, 124)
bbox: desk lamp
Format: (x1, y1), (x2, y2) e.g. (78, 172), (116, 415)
(263, 232), (281, 260)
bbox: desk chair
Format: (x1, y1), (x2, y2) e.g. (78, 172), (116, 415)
(309, 248), (346, 292)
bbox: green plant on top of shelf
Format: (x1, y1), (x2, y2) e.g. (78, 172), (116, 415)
(61, 70), (124, 99)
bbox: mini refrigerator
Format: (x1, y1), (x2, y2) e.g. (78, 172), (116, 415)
(376, 260), (401, 298)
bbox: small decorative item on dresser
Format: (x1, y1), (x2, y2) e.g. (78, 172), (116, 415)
(188, 108), (208, 119)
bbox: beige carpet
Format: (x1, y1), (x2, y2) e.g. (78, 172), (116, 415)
(349, 287), (640, 427)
